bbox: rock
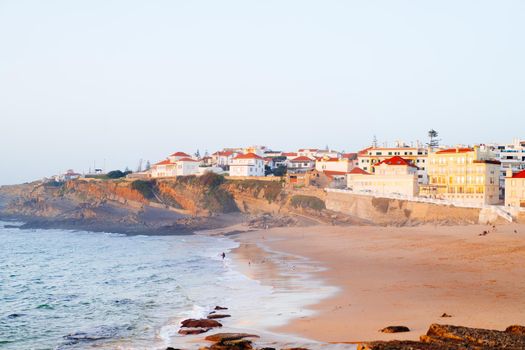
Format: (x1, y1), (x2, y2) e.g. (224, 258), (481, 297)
(379, 326), (410, 333)
(259, 348), (276, 350)
(215, 306), (228, 310)
(181, 319), (222, 328)
(166, 348), (182, 350)
(207, 314), (231, 319)
(424, 323), (525, 348)
(204, 333), (260, 342)
(178, 328), (211, 335)
(506, 325), (525, 335)
(440, 313), (452, 318)
(209, 339), (253, 350)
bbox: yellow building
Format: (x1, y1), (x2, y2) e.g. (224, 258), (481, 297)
(421, 147), (500, 205)
(505, 169), (525, 207)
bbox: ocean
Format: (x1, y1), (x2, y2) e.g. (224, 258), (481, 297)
(0, 221), (335, 350)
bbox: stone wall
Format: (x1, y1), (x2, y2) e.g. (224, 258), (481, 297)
(326, 191), (482, 225)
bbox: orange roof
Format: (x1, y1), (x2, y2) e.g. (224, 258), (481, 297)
(512, 170), (525, 178)
(283, 152), (298, 157)
(342, 153), (358, 160)
(171, 151), (191, 157)
(317, 157), (340, 162)
(376, 156), (417, 168)
(178, 157), (198, 162)
(233, 152), (264, 160)
(154, 159), (172, 166)
(358, 147), (373, 156)
(323, 170), (350, 179)
(349, 167), (371, 175)
(290, 156), (314, 162)
(435, 148), (473, 154)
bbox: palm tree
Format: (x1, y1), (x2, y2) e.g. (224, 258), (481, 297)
(428, 129), (440, 148)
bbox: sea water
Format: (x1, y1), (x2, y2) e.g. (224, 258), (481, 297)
(0, 221), (336, 350)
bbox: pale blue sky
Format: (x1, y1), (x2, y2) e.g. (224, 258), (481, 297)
(1, 1), (524, 184)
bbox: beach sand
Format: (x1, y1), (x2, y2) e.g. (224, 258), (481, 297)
(232, 223), (525, 343)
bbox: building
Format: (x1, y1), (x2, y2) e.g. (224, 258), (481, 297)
(212, 151), (237, 169)
(229, 153), (265, 177)
(54, 169), (82, 182)
(315, 156), (356, 173)
(150, 153), (200, 178)
(287, 156), (315, 173)
(490, 139), (525, 198)
(504, 169), (525, 208)
(421, 147), (500, 205)
(347, 156), (419, 198)
(357, 143), (428, 184)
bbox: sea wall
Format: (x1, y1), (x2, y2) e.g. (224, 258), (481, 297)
(326, 191), (482, 225)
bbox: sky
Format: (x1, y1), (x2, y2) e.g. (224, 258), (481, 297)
(1, 0), (524, 185)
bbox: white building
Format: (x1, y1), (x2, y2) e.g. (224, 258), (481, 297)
(357, 143), (428, 184)
(315, 156), (356, 173)
(229, 153), (265, 177)
(348, 156), (419, 198)
(287, 156), (315, 173)
(490, 139), (525, 198)
(212, 151), (237, 168)
(151, 154), (200, 178)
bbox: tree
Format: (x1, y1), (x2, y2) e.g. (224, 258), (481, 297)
(145, 160), (151, 171)
(372, 135), (378, 148)
(107, 170), (126, 179)
(427, 129), (440, 149)
(195, 149), (201, 159)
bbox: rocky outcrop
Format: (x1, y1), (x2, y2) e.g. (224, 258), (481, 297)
(380, 326), (410, 333)
(180, 319), (222, 329)
(359, 324), (525, 350)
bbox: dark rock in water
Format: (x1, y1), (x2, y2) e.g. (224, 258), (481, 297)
(205, 333), (260, 342)
(440, 313), (452, 317)
(258, 348), (276, 350)
(209, 339), (253, 350)
(178, 327), (211, 335)
(165, 348), (182, 350)
(207, 314), (231, 319)
(7, 313), (25, 319)
(379, 326), (410, 333)
(506, 325), (525, 335)
(63, 325), (120, 342)
(181, 318), (222, 328)
(3, 224), (20, 229)
(215, 306), (228, 310)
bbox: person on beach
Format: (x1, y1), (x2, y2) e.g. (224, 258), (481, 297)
(221, 252), (226, 260)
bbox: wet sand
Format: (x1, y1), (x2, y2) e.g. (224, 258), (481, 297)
(232, 223), (525, 343)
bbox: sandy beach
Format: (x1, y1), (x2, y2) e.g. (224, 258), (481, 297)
(231, 223), (525, 343)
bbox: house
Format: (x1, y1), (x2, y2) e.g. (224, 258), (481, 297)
(150, 155), (199, 178)
(212, 151), (236, 169)
(315, 156), (356, 173)
(504, 169), (525, 207)
(347, 156), (419, 198)
(297, 149), (319, 158)
(229, 153), (265, 177)
(489, 138), (525, 198)
(282, 152), (298, 160)
(55, 169), (82, 182)
(357, 143), (428, 184)
(287, 156), (315, 173)
(420, 146), (500, 205)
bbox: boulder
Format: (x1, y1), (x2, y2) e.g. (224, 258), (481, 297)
(506, 325), (525, 335)
(379, 326), (410, 333)
(181, 319), (222, 328)
(215, 306), (228, 310)
(208, 314), (231, 319)
(178, 328), (211, 335)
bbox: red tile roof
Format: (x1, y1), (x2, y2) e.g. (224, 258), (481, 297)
(283, 152), (298, 157)
(435, 148), (473, 154)
(290, 156), (314, 162)
(349, 167), (370, 175)
(358, 147), (373, 156)
(233, 152), (264, 160)
(317, 157), (340, 162)
(171, 152), (191, 157)
(376, 156), (417, 168)
(178, 157), (198, 162)
(323, 170), (350, 179)
(512, 170), (525, 178)
(154, 159), (172, 166)
(342, 153), (358, 160)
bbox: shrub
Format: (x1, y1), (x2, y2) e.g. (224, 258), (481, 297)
(107, 170), (127, 179)
(131, 180), (155, 200)
(290, 195), (326, 211)
(199, 172), (225, 188)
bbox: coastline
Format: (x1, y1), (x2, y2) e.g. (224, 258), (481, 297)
(229, 223), (525, 343)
